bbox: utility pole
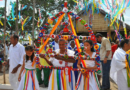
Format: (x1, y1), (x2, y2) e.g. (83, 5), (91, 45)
(3, 0), (7, 84)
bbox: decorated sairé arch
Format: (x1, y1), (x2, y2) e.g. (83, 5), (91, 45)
(35, 1), (100, 72)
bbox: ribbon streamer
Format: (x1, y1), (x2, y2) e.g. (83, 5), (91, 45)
(24, 17), (32, 27)
(110, 8), (126, 26)
(11, 2), (15, 21)
(22, 16), (29, 30)
(0, 21), (3, 26)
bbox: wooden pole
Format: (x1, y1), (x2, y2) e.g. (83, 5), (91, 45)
(3, 0), (7, 84)
(15, 0), (18, 35)
(32, 0), (35, 47)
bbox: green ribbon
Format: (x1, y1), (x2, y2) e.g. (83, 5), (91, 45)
(25, 68), (35, 71)
(127, 66), (130, 87)
(126, 53), (130, 87)
(23, 70), (27, 90)
(57, 70), (60, 90)
(94, 73), (100, 89)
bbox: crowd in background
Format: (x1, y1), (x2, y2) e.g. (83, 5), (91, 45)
(0, 33), (129, 90)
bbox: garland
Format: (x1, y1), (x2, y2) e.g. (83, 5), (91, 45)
(126, 50), (130, 87)
(36, 60), (99, 72)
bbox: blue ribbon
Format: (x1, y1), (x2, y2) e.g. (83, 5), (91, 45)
(71, 71), (73, 90)
(0, 58), (2, 62)
(32, 71), (34, 90)
(24, 17), (32, 26)
(58, 70), (61, 90)
(127, 1), (130, 7)
(19, 11), (21, 19)
(22, 5), (27, 10)
(11, 2), (15, 21)
(77, 74), (82, 89)
(122, 0), (126, 9)
(107, 0), (112, 9)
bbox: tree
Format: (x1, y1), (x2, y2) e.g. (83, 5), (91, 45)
(1, 0), (76, 38)
(19, 0), (75, 29)
(32, 0), (35, 46)
(15, 0), (18, 34)
(0, 7), (5, 16)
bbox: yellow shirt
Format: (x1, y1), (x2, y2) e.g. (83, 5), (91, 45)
(39, 46), (50, 66)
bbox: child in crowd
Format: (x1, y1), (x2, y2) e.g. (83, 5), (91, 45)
(18, 45), (39, 90)
(77, 40), (100, 90)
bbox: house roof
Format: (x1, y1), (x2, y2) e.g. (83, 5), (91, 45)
(77, 9), (130, 31)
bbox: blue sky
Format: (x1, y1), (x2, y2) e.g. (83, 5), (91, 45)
(0, 0), (130, 25)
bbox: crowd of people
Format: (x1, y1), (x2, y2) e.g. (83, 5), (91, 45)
(0, 33), (129, 90)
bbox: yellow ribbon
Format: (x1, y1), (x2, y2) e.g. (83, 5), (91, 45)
(124, 28), (127, 35)
(51, 70), (54, 90)
(63, 70), (67, 90)
(73, 0), (78, 3)
(110, 8), (126, 26)
(28, 36), (31, 45)
(84, 77), (88, 90)
(22, 16), (29, 30)
(126, 51), (130, 77)
(116, 22), (119, 31)
(0, 21), (3, 26)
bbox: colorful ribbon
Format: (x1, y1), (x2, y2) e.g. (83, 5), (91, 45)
(0, 21), (3, 26)
(22, 16), (29, 30)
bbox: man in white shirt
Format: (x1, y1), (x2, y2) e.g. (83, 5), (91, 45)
(110, 39), (130, 90)
(3, 34), (25, 90)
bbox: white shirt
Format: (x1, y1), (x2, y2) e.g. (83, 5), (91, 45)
(49, 49), (75, 67)
(8, 42), (25, 73)
(110, 48), (126, 84)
